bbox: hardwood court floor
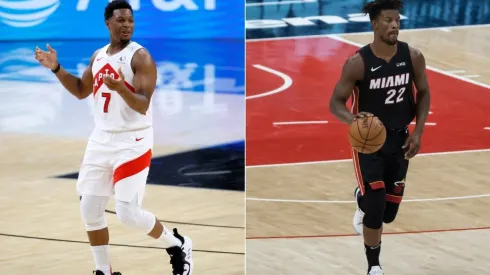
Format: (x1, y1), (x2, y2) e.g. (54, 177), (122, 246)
(246, 25), (490, 275)
(0, 133), (244, 275)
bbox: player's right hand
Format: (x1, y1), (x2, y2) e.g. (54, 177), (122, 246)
(353, 112), (374, 121)
(35, 44), (58, 70)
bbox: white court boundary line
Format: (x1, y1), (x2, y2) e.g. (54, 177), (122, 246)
(247, 193), (490, 204)
(273, 120), (329, 126)
(246, 148), (490, 168)
(246, 0), (316, 7)
(272, 121), (437, 126)
(246, 64), (292, 99)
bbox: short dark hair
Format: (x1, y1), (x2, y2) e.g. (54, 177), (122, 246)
(362, 0), (403, 21)
(104, 0), (133, 21)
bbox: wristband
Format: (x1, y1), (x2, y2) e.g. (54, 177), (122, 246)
(51, 63), (61, 74)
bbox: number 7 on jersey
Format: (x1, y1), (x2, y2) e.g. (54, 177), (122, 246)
(102, 92), (111, 113)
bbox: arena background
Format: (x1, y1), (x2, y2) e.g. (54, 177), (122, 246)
(0, 1), (245, 274)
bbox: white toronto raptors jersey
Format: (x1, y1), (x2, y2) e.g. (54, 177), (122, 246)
(91, 41), (152, 132)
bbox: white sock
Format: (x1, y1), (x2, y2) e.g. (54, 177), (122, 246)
(159, 226), (183, 248)
(90, 245), (111, 275)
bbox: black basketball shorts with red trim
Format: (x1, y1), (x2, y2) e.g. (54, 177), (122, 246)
(352, 128), (409, 223)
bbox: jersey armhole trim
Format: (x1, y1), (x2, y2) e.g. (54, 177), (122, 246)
(129, 46), (145, 74)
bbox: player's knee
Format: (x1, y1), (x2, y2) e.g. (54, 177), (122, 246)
(383, 182), (405, 223)
(80, 195), (108, 231)
(115, 200), (137, 226)
(361, 189), (386, 229)
(115, 199), (155, 233)
(383, 214), (395, 224)
(383, 202), (401, 224)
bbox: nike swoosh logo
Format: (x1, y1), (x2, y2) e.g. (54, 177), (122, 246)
(135, 137), (145, 141)
(371, 66), (382, 72)
(96, 57), (104, 61)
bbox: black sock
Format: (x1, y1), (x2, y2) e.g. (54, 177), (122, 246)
(365, 242), (381, 270)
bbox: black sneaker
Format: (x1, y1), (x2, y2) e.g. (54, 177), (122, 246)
(166, 228), (193, 275)
(93, 270), (121, 275)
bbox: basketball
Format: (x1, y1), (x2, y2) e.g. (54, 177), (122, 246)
(349, 116), (386, 154)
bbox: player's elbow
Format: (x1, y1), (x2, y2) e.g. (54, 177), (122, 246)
(136, 103), (149, 115)
(416, 88), (430, 97)
(329, 96), (342, 115)
(76, 81), (92, 100)
(77, 90), (91, 100)
(329, 98), (335, 112)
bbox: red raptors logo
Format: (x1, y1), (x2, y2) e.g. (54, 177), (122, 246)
(93, 64), (119, 96)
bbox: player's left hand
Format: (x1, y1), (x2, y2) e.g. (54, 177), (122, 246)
(402, 132), (421, 159)
(103, 67), (126, 92)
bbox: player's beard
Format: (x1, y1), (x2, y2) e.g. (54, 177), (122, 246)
(381, 35), (398, 46)
(119, 28), (132, 44)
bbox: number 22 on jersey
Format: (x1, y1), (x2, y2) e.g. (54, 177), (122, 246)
(385, 87), (405, 105)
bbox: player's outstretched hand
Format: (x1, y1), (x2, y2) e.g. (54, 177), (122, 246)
(402, 132), (421, 159)
(35, 44), (58, 70)
(103, 67), (126, 92)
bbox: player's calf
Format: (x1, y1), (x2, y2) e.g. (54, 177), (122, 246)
(114, 199), (182, 245)
(383, 202), (400, 224)
(114, 199), (157, 233)
(114, 199), (193, 274)
(360, 187), (386, 273)
(80, 195), (112, 275)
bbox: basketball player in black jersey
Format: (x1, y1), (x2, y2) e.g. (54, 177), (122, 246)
(329, 0), (430, 274)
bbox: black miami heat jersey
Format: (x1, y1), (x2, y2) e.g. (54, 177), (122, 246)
(353, 41), (416, 130)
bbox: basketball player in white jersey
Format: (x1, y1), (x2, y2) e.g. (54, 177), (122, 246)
(34, 1), (193, 274)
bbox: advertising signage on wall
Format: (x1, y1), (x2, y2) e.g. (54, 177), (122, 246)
(0, 0), (243, 40)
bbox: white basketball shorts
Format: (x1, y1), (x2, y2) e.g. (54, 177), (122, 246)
(76, 127), (153, 205)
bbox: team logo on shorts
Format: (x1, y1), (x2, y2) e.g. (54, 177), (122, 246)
(393, 181), (405, 195)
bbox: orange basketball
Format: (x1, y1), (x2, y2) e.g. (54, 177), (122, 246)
(349, 116), (386, 154)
